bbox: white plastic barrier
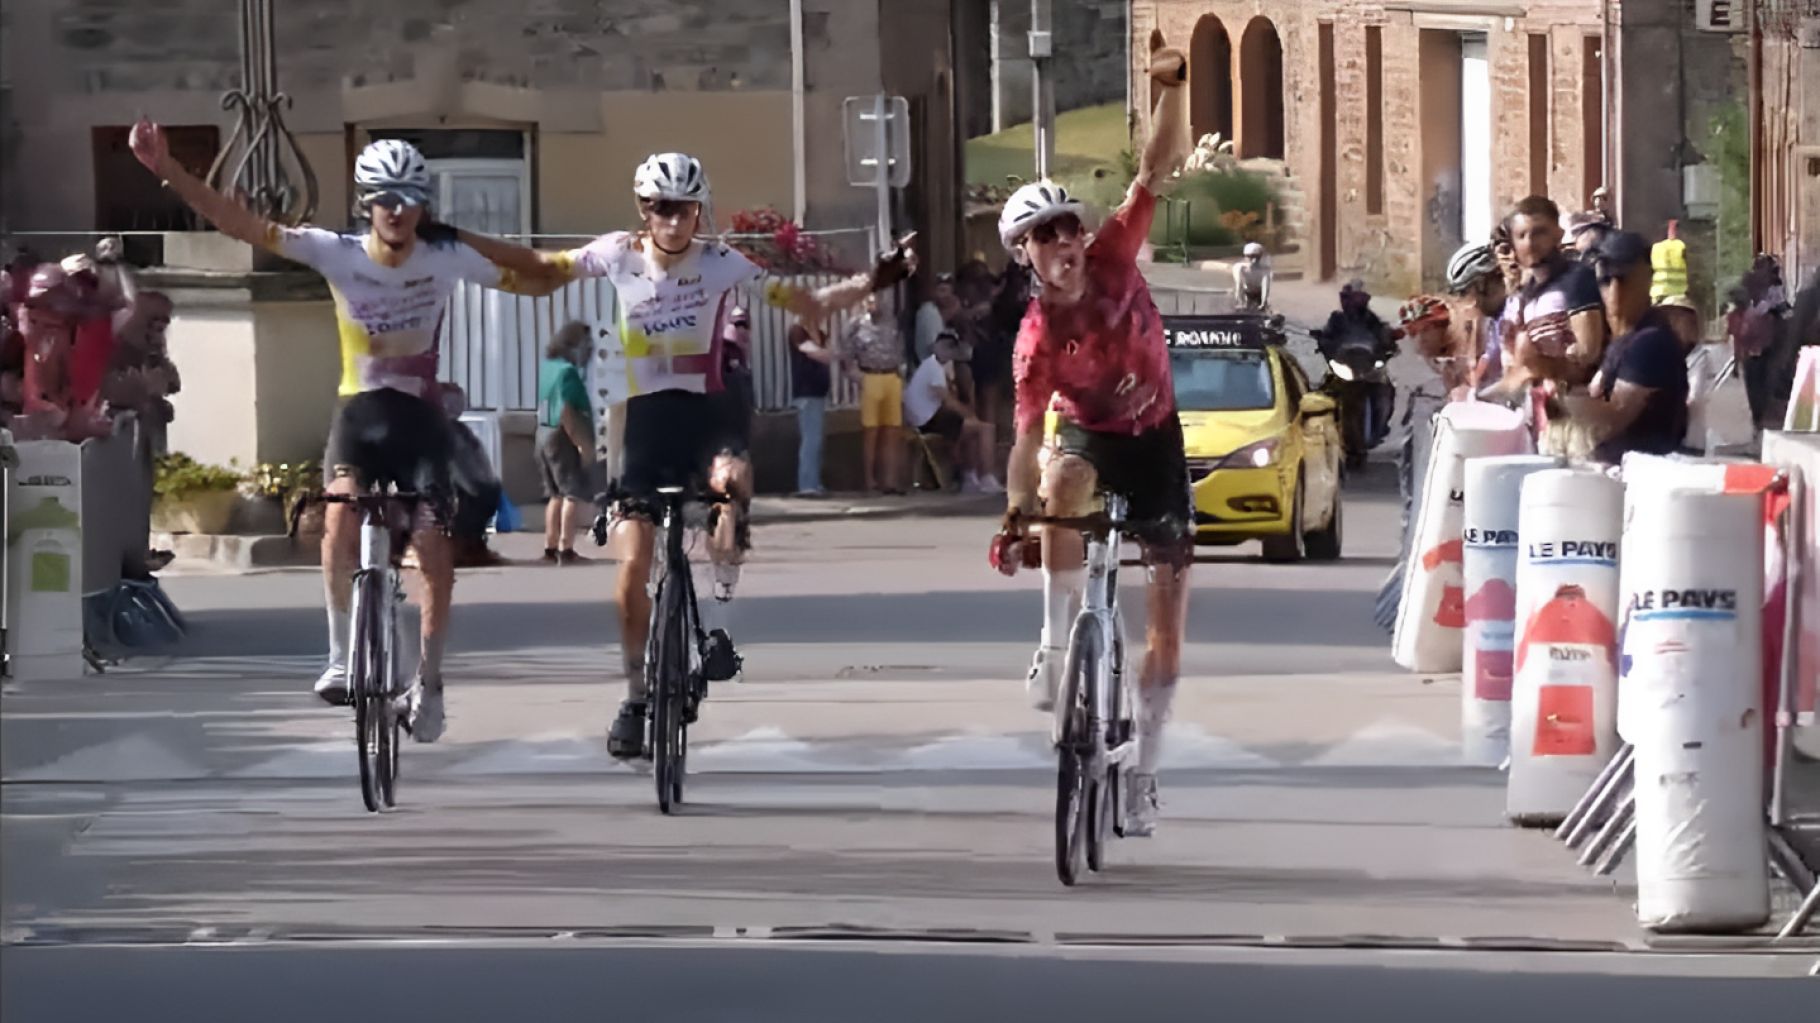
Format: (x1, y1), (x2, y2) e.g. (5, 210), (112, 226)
(1393, 403), (1530, 673)
(1760, 432), (1820, 760)
(1507, 467), (1623, 825)
(1461, 454), (1557, 766)
(1627, 489), (1770, 932)
(4, 440), (85, 681)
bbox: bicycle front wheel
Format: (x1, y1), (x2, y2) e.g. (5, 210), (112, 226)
(1055, 617), (1105, 886)
(350, 572), (384, 814)
(651, 569), (691, 814)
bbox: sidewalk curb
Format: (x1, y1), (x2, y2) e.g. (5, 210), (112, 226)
(156, 495), (1002, 572)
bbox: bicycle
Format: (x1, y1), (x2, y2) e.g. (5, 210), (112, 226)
(1024, 493), (1142, 886)
(290, 483), (438, 813)
(593, 484), (742, 815)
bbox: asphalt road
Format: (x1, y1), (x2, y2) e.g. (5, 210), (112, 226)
(5, 464), (1816, 1012)
(3, 942), (1813, 1023)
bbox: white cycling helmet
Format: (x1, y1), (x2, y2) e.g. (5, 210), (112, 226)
(998, 180), (1085, 251)
(1445, 242), (1500, 294)
(1243, 242), (1266, 258)
(354, 139), (431, 204)
(634, 152), (710, 205)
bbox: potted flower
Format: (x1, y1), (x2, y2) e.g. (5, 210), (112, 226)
(242, 459), (323, 537)
(151, 452), (245, 535)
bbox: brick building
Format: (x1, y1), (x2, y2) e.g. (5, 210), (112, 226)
(0, 0), (979, 272)
(1134, 0), (1615, 295)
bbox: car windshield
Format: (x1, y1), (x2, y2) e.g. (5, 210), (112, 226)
(1171, 350), (1276, 411)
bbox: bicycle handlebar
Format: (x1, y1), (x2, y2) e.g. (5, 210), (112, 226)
(285, 489), (440, 539)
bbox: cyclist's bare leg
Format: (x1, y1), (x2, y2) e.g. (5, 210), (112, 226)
(1137, 558), (1190, 770)
(706, 451), (752, 566)
(406, 526), (454, 683)
(1026, 454), (1091, 707)
(315, 472), (361, 699)
(614, 517), (657, 701)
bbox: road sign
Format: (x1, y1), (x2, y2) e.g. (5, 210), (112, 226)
(843, 95), (912, 188)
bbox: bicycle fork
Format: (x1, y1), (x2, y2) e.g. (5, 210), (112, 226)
(1071, 530), (1137, 779)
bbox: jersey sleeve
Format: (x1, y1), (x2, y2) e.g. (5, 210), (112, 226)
(447, 241), (509, 289)
(1011, 312), (1053, 435)
(1093, 182), (1157, 266)
(261, 225), (347, 270)
(551, 232), (628, 280)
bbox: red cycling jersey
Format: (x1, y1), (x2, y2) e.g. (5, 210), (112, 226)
(1012, 183), (1175, 437)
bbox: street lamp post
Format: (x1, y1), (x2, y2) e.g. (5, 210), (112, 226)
(205, 0), (318, 226)
(1030, 0), (1056, 180)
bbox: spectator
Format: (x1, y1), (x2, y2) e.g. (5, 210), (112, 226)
(913, 271), (960, 364)
(1563, 211), (1611, 262)
(91, 236), (138, 315)
(440, 383), (508, 569)
(789, 317), (832, 497)
(1504, 195), (1607, 389)
(842, 293), (907, 494)
(1725, 284), (1777, 430)
(714, 304), (755, 460)
(536, 321), (596, 565)
(905, 331), (1002, 494)
(1563, 231), (1688, 464)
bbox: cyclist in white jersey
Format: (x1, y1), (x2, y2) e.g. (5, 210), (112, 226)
(460, 152), (914, 758)
(130, 120), (553, 742)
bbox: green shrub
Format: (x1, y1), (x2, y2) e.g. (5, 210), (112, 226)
(152, 452), (243, 501)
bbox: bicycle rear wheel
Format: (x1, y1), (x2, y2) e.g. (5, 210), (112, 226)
(350, 572), (383, 814)
(1054, 618), (1103, 886)
(651, 568), (691, 814)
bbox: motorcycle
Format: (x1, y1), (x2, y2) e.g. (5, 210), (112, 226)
(1314, 322), (1398, 470)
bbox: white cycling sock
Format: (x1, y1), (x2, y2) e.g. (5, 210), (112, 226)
(325, 602), (350, 669)
(1136, 681), (1178, 775)
(1039, 567), (1084, 650)
(623, 648), (646, 703)
(419, 630), (446, 686)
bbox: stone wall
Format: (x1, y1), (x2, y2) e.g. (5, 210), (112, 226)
(1140, 1), (1607, 294)
(0, 0), (907, 236)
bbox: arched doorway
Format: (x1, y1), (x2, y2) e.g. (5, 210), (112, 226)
(1238, 18), (1285, 160)
(1189, 16), (1233, 145)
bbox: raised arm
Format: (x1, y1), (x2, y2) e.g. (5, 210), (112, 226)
(129, 120), (274, 247)
(454, 229), (570, 279)
(782, 233), (920, 324)
(1134, 39), (1190, 194)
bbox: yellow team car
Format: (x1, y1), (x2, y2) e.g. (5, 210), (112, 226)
(1165, 313), (1343, 562)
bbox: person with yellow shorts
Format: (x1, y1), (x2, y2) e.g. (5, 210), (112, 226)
(842, 294), (908, 492)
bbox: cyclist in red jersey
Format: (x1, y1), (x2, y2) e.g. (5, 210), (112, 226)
(992, 37), (1192, 836)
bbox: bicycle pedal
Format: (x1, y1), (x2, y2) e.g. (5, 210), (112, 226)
(699, 629), (741, 683)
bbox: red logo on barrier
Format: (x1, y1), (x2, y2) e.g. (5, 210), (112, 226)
(1534, 685), (1596, 756)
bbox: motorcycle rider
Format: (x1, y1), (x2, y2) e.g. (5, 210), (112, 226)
(1232, 242), (1271, 312)
(1318, 280), (1399, 444)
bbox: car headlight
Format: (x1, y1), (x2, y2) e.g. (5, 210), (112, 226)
(1373, 359), (1385, 369)
(1218, 437), (1281, 469)
(1328, 361), (1356, 381)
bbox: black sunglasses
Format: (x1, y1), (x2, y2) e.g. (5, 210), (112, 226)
(361, 191), (421, 212)
(642, 198), (700, 220)
(1029, 214), (1084, 246)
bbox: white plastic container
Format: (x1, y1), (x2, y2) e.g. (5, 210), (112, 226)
(1393, 402), (1530, 673)
(1461, 455), (1557, 766)
(1626, 489), (1770, 932)
(1507, 467), (1623, 825)
(4, 440), (85, 681)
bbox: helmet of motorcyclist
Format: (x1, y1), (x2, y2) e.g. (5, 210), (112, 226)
(998, 180), (1086, 253)
(354, 139), (432, 207)
(1445, 243), (1499, 295)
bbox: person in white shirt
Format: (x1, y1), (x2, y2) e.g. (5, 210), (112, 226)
(913, 273), (959, 363)
(906, 332), (1001, 493)
(1232, 242), (1271, 311)
(458, 153), (916, 758)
